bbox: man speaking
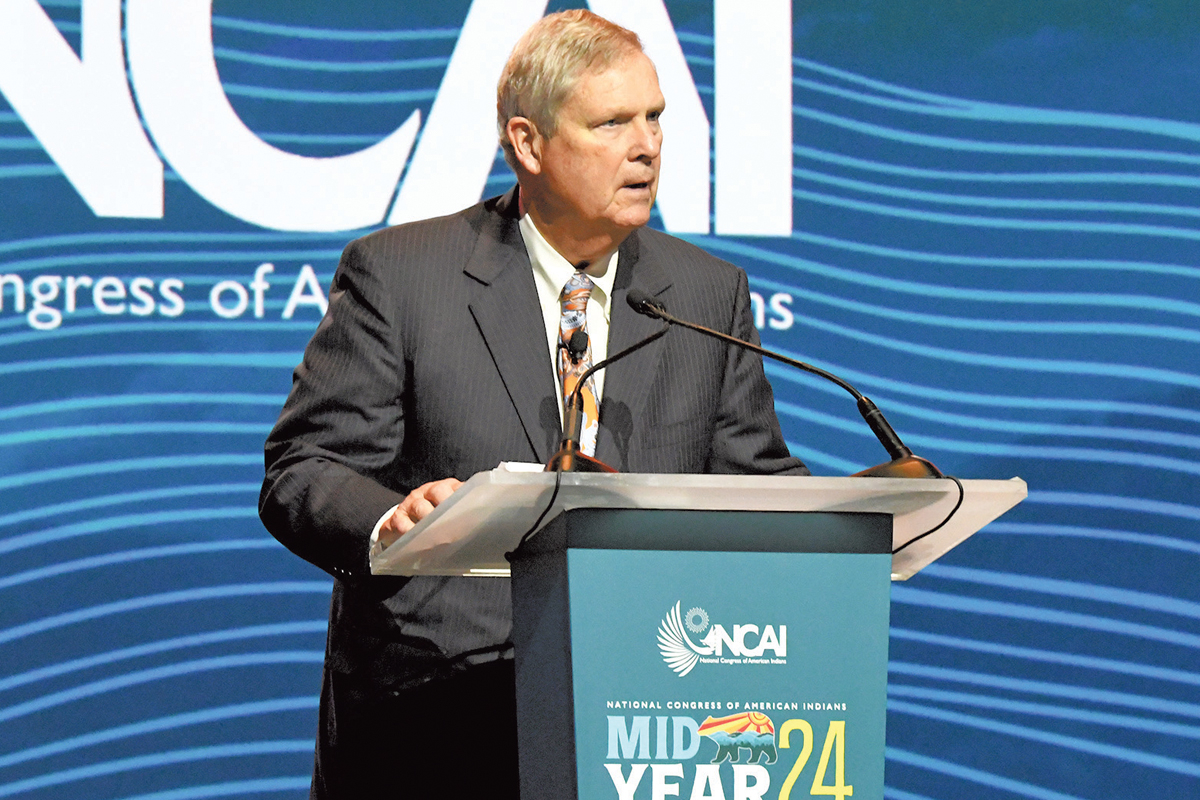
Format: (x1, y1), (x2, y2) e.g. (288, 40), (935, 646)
(260, 9), (806, 797)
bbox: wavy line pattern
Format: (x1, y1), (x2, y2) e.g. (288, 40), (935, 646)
(888, 683), (1200, 732)
(0, 9), (450, 797)
(0, 741), (313, 798)
(886, 746), (1090, 800)
(1, 4), (1197, 799)
(0, 698), (316, 771)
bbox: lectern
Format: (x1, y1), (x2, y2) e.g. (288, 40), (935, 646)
(372, 468), (1025, 800)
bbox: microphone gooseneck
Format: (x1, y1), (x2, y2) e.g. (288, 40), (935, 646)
(624, 289), (942, 479)
(544, 311), (671, 473)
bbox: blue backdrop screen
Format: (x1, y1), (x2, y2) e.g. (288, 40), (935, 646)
(1, 1), (1198, 798)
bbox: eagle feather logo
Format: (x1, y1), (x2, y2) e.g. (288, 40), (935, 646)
(657, 601), (712, 677)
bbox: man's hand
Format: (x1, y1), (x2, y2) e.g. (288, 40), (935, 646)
(378, 478), (463, 549)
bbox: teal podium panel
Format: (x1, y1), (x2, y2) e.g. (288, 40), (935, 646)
(511, 508), (892, 800)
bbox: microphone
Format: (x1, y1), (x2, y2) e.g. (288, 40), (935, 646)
(563, 330), (588, 365)
(626, 290), (665, 318)
(625, 289), (942, 479)
(545, 310), (671, 473)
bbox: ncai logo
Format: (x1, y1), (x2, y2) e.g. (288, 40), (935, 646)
(657, 602), (787, 677)
(0, 0), (792, 235)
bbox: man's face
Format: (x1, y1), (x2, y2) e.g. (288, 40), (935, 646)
(534, 51), (665, 245)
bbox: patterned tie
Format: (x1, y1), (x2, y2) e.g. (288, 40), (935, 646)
(558, 271), (599, 456)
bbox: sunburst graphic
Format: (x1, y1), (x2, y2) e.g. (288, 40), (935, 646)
(657, 601), (701, 677)
(698, 711), (776, 736)
(685, 606), (709, 633)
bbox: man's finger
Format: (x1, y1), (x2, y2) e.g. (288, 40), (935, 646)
(424, 478), (463, 504)
(403, 497), (437, 523)
(398, 478), (464, 524)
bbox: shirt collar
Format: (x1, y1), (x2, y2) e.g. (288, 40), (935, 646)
(518, 213), (618, 310)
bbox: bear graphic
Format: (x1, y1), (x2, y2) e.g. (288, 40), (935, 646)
(697, 712), (777, 764)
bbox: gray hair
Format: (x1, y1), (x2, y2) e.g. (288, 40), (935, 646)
(497, 9), (643, 171)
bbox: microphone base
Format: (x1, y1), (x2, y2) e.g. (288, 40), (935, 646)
(853, 455), (944, 479)
(544, 446), (618, 473)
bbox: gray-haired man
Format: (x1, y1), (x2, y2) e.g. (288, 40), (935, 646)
(261, 9), (805, 797)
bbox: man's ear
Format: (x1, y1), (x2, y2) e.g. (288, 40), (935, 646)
(506, 116), (543, 175)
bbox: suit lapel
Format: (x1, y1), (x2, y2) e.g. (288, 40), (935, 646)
(596, 230), (673, 468)
(466, 190), (559, 464)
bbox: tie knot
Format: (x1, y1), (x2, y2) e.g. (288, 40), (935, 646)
(560, 271), (593, 311)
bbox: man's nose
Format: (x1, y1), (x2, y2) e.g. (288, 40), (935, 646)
(629, 117), (662, 162)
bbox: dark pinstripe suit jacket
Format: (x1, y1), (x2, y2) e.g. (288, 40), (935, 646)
(259, 188), (806, 686)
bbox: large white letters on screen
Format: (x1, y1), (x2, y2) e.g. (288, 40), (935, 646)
(715, 0), (792, 235)
(0, 0), (162, 217)
(125, 0), (420, 232)
(388, 0), (548, 225)
(2, 0), (791, 235)
(590, 0), (712, 234)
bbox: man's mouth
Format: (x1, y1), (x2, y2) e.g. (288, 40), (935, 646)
(623, 181), (651, 191)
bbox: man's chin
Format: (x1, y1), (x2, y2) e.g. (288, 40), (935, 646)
(612, 204), (654, 231)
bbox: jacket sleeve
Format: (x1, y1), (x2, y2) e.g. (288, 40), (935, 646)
(259, 236), (410, 584)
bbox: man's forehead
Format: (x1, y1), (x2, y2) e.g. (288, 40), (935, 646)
(565, 53), (664, 109)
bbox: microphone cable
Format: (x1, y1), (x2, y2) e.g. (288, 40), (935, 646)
(505, 461), (564, 563)
(892, 474), (964, 555)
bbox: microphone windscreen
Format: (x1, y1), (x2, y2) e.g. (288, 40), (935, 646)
(626, 289), (663, 317)
(567, 330), (588, 363)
